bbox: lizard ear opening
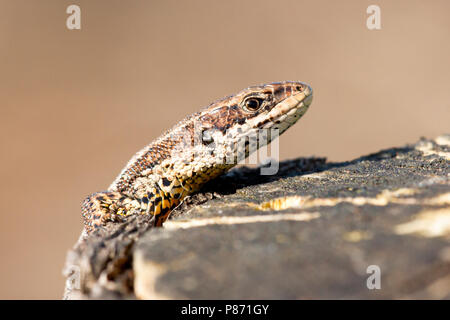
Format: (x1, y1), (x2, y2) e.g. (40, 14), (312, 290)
(201, 129), (214, 145)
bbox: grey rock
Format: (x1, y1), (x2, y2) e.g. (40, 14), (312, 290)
(64, 135), (450, 299)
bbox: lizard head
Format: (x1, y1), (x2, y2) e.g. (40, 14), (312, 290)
(193, 81), (313, 165)
(199, 81), (312, 134)
(238, 81), (312, 133)
(198, 81), (312, 143)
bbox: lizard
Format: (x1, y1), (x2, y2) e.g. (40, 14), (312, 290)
(82, 81), (313, 234)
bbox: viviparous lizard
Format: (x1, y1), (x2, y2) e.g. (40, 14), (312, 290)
(82, 81), (313, 234)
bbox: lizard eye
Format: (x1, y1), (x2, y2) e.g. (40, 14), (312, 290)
(243, 98), (264, 112)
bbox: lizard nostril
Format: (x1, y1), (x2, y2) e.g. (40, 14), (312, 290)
(295, 85), (303, 91)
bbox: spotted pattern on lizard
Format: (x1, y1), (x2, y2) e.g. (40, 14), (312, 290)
(82, 81), (313, 234)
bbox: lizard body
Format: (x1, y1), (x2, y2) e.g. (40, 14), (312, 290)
(82, 81), (313, 234)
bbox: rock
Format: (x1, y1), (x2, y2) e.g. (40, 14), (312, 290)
(63, 135), (450, 299)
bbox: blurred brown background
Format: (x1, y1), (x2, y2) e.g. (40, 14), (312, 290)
(0, 0), (449, 299)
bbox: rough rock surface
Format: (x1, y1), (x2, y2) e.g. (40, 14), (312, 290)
(63, 135), (450, 299)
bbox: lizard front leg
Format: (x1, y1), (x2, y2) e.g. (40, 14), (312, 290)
(152, 192), (184, 227)
(82, 191), (145, 233)
(81, 189), (183, 233)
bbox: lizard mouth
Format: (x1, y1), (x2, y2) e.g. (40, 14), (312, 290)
(259, 86), (313, 130)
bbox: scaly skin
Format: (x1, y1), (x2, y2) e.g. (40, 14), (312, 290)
(82, 81), (313, 234)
